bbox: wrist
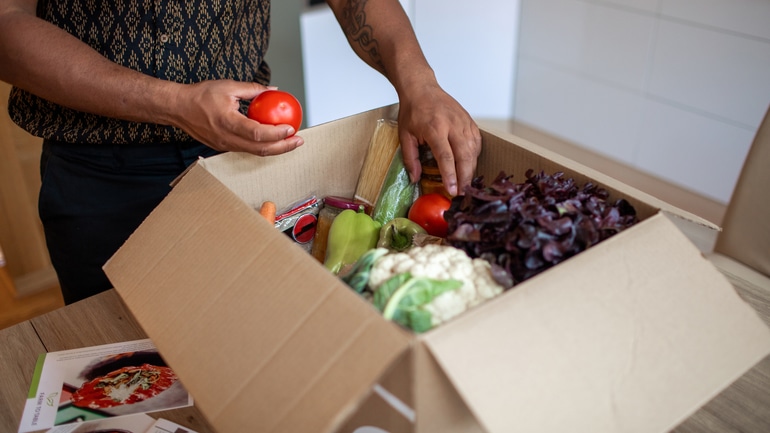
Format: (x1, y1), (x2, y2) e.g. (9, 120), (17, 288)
(150, 80), (186, 128)
(393, 65), (439, 100)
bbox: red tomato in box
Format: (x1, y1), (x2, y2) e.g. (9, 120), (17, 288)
(247, 90), (303, 134)
(408, 193), (452, 238)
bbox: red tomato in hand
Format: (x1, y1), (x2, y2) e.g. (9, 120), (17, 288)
(247, 90), (303, 134)
(408, 193), (452, 238)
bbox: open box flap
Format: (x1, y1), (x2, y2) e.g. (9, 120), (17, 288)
(422, 213), (770, 433)
(104, 163), (412, 433)
(715, 105), (770, 277)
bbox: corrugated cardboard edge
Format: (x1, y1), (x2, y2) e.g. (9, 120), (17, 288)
(104, 163), (412, 433)
(334, 347), (416, 433)
(195, 104), (399, 212)
(412, 342), (485, 433)
(422, 214), (770, 433)
(715, 105), (770, 277)
(169, 156), (204, 188)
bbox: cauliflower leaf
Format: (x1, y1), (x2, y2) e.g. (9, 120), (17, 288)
(374, 272), (463, 333)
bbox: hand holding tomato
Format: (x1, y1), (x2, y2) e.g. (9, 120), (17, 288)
(247, 90), (303, 134)
(408, 193), (452, 238)
(169, 80), (303, 157)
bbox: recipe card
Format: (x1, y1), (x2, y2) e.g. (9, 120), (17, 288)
(18, 339), (192, 433)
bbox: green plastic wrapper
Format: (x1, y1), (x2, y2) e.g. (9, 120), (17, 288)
(371, 149), (418, 225)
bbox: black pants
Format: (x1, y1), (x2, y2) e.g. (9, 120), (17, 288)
(39, 139), (220, 305)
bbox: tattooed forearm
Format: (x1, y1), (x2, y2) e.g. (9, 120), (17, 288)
(341, 0), (386, 73)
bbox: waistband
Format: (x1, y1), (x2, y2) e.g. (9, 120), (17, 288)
(42, 139), (211, 158)
(43, 140), (220, 167)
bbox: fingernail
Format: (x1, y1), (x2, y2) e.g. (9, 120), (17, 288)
(267, 86), (279, 90)
(286, 127), (296, 136)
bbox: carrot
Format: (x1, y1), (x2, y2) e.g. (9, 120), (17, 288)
(259, 201), (277, 225)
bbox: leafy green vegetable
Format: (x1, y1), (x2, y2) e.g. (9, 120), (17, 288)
(340, 248), (389, 293)
(446, 170), (638, 286)
(376, 273), (462, 333)
(373, 272), (413, 311)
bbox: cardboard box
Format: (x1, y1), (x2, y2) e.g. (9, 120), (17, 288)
(713, 106), (770, 277)
(104, 105), (770, 433)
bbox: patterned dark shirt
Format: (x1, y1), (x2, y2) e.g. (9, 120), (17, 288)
(8, 0), (271, 144)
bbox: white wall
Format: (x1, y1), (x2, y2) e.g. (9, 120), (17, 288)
(300, 0), (519, 126)
(514, 0), (770, 204)
(299, 2), (409, 126)
(413, 0), (520, 120)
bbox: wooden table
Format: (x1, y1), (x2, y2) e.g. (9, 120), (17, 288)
(0, 289), (215, 433)
(1, 270), (769, 433)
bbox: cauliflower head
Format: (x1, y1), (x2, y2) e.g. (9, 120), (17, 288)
(368, 244), (504, 328)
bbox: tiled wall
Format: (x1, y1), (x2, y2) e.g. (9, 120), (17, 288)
(514, 0), (770, 204)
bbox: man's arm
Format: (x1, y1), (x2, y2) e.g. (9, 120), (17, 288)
(0, 0), (302, 154)
(326, 0), (481, 196)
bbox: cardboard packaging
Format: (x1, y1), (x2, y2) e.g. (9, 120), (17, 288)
(104, 105), (770, 433)
(713, 106), (770, 278)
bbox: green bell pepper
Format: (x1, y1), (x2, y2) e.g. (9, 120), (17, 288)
(324, 206), (382, 275)
(377, 218), (426, 252)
